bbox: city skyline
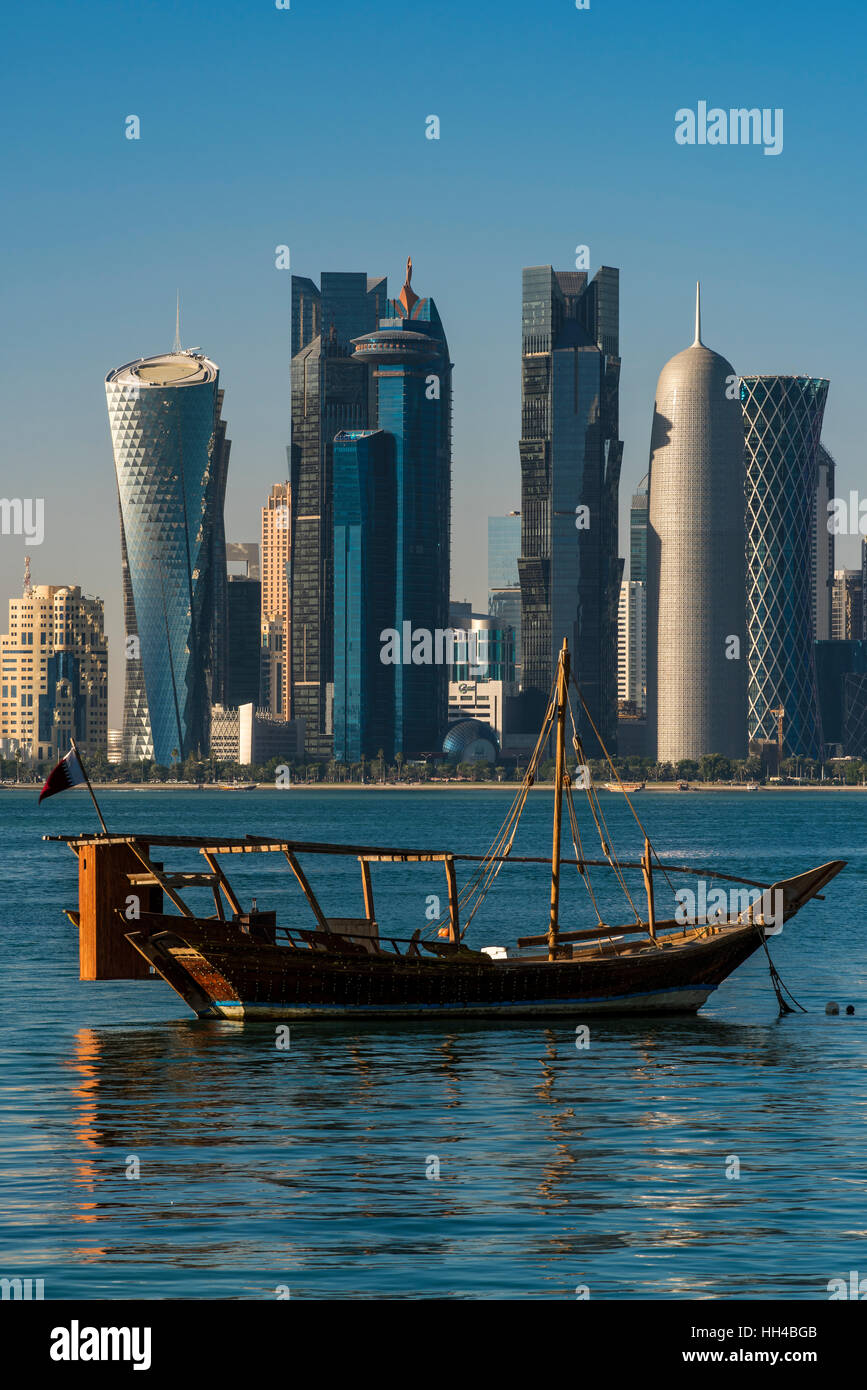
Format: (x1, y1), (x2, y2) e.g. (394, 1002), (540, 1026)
(1, 257), (855, 742)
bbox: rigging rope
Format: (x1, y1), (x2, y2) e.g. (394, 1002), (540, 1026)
(569, 671), (678, 899)
(421, 670), (559, 940)
(563, 775), (606, 927)
(566, 698), (644, 926)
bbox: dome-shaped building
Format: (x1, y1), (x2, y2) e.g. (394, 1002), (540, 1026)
(442, 719), (499, 764)
(646, 286), (747, 762)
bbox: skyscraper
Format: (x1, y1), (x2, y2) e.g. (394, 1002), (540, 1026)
(831, 568), (862, 641)
(814, 639), (867, 750)
(742, 374), (829, 759)
(647, 287), (746, 763)
(106, 349), (230, 766)
(488, 513), (521, 589)
(289, 272), (387, 757)
(261, 484), (291, 717)
(332, 428), (396, 763)
(518, 264), (623, 751)
(812, 444), (835, 640)
(630, 474), (649, 583)
(350, 259), (452, 756)
(0, 578), (107, 763)
(488, 513), (522, 683)
(623, 475), (650, 717)
(618, 579), (646, 713)
(225, 544), (262, 710)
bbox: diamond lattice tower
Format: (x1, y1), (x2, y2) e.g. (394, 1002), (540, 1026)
(105, 352), (229, 765)
(647, 286), (747, 763)
(741, 374), (829, 759)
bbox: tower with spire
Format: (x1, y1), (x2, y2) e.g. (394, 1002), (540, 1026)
(646, 284), (747, 762)
(347, 257), (453, 757)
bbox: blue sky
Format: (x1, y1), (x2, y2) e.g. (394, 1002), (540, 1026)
(2, 0), (865, 721)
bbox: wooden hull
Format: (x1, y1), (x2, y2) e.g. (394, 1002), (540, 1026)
(126, 915), (766, 1021)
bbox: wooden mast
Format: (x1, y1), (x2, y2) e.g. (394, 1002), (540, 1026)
(547, 639), (570, 961)
(641, 836), (657, 941)
(444, 856), (461, 946)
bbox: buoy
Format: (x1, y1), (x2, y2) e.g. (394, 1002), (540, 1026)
(846, 1005), (855, 1015)
(826, 1001), (839, 1015)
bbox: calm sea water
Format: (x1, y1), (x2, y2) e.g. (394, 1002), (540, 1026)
(2, 787), (866, 1300)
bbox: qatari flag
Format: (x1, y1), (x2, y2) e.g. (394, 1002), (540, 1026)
(39, 747), (87, 803)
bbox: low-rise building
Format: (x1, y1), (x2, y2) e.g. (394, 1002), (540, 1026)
(210, 704), (304, 765)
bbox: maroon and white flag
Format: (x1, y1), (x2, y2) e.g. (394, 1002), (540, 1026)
(39, 747), (87, 803)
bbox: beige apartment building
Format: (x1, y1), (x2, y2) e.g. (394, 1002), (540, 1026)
(261, 482), (291, 717)
(0, 581), (107, 763)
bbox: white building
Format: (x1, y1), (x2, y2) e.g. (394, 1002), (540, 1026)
(446, 678), (537, 755)
(618, 580), (647, 712)
(210, 704), (304, 765)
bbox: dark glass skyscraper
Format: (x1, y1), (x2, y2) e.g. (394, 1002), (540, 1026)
(742, 374), (829, 759)
(289, 272), (387, 758)
(225, 575), (262, 708)
(518, 265), (623, 751)
(351, 260), (452, 756)
(814, 639), (867, 749)
(332, 429), (396, 763)
(106, 350), (230, 766)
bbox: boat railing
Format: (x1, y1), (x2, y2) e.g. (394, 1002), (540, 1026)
(277, 926), (451, 958)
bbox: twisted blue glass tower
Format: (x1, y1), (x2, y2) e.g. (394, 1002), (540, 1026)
(741, 374), (828, 759)
(106, 351), (230, 765)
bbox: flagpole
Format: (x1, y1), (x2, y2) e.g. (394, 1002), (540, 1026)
(70, 736), (109, 835)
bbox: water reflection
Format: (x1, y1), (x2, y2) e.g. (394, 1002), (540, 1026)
(5, 956), (861, 1289)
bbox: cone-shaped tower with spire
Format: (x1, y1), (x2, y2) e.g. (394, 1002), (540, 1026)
(646, 285), (747, 762)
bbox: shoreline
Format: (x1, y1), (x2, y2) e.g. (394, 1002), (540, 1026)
(4, 781), (866, 793)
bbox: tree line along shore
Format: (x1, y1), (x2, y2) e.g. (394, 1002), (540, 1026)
(3, 750), (865, 790)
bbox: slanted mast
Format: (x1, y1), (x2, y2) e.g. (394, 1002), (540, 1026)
(548, 639), (570, 960)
